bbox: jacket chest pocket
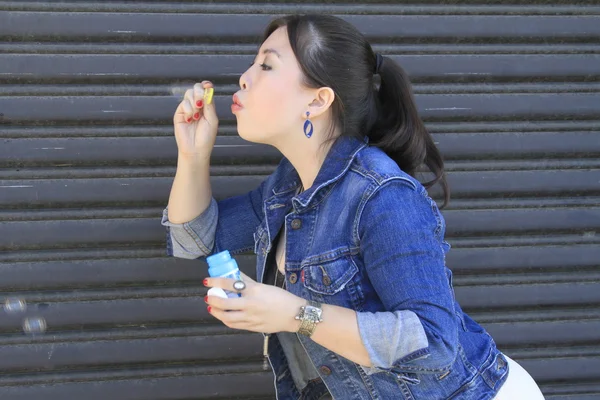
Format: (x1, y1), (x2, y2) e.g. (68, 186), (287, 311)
(301, 254), (364, 309)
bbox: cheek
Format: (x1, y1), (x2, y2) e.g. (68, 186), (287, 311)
(238, 79), (300, 141)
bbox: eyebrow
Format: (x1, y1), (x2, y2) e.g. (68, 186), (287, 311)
(262, 48), (282, 58)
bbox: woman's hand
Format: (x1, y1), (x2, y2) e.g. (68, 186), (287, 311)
(204, 272), (305, 334)
(173, 81), (219, 160)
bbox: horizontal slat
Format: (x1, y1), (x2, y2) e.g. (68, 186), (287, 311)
(2, 54), (600, 82)
(1, 207), (599, 250)
(2, 43), (600, 56)
(2, 94), (599, 123)
(516, 353), (600, 383)
(1, 120), (598, 138)
(2, 82), (600, 97)
(0, 283), (596, 332)
(0, 255), (257, 290)
(1, 2), (599, 15)
(1, 131), (599, 167)
(0, 368), (274, 400)
(0, 175), (265, 208)
(448, 244), (600, 271)
(0, 137), (276, 166)
(443, 207), (600, 236)
(486, 319), (600, 348)
(0, 332), (262, 372)
(456, 281), (600, 309)
(0, 319), (597, 380)
(1, 13), (599, 39)
(0, 244), (596, 290)
(1, 169), (597, 209)
(542, 381), (600, 399)
(0, 296), (210, 331)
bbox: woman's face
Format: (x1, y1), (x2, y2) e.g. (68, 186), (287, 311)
(232, 27), (313, 145)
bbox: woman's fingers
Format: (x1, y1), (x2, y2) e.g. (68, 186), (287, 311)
(173, 82), (215, 125)
(209, 308), (247, 328)
(204, 276), (256, 294)
(205, 295), (245, 311)
(173, 100), (188, 124)
(193, 83), (205, 109)
(181, 100), (194, 123)
(183, 89), (198, 122)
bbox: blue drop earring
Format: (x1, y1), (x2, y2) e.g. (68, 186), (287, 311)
(303, 111), (314, 138)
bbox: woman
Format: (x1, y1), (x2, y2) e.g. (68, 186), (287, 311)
(162, 14), (544, 400)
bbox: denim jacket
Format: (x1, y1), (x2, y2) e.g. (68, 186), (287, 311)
(162, 136), (509, 399)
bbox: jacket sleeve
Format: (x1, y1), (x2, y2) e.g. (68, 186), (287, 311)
(161, 179), (266, 259)
(355, 178), (457, 374)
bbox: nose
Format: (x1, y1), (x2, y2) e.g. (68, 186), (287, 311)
(239, 68), (250, 90)
(240, 65), (252, 90)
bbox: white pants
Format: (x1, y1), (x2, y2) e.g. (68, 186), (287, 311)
(493, 355), (545, 399)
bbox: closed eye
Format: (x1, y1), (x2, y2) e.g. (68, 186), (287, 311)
(248, 62), (272, 71)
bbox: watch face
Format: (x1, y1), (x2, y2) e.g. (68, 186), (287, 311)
(306, 306), (322, 321)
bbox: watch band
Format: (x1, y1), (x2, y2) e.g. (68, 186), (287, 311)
(297, 301), (322, 337)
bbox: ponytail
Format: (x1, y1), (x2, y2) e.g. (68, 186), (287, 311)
(367, 55), (450, 208)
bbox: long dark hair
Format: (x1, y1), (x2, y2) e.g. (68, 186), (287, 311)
(263, 15), (450, 207)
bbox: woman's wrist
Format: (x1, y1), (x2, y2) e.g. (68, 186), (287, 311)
(286, 295), (307, 333)
(177, 152), (211, 169)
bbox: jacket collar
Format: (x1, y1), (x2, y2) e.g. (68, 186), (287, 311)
(271, 135), (369, 211)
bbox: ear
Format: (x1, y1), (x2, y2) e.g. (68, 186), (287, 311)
(305, 86), (336, 119)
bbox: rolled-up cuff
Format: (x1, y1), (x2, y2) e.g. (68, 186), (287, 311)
(357, 310), (429, 375)
(161, 198), (218, 259)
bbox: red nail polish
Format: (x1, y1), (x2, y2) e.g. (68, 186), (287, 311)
(186, 117), (192, 123)
(207, 306), (212, 313)
(203, 278), (208, 286)
(204, 296), (208, 303)
(196, 100), (203, 108)
(193, 112), (200, 120)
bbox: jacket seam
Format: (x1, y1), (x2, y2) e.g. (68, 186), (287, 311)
(182, 222), (211, 255)
(353, 176), (418, 245)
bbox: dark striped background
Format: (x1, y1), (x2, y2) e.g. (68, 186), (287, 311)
(0, 1), (599, 399)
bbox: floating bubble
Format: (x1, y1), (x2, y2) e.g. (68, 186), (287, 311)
(169, 83), (196, 98)
(22, 317), (47, 335)
(4, 298), (27, 314)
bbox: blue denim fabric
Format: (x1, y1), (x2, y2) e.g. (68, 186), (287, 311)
(162, 136), (509, 399)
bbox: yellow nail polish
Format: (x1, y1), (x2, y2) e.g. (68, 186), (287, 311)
(204, 87), (214, 105)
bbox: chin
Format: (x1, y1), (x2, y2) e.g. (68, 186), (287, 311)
(236, 124), (272, 145)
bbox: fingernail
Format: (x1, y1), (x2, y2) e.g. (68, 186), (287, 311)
(203, 278), (208, 286)
(204, 87), (214, 105)
(207, 306), (212, 313)
(193, 112), (200, 120)
(186, 117), (192, 123)
(196, 100), (203, 108)
(204, 296), (208, 303)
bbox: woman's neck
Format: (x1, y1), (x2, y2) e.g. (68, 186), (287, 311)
(276, 127), (337, 192)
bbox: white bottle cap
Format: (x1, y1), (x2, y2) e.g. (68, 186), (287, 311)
(207, 287), (229, 299)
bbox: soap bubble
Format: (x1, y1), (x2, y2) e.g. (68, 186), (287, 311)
(22, 317), (47, 335)
(169, 83), (196, 98)
(4, 298), (27, 314)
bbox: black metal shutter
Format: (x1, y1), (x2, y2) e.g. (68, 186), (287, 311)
(1, 2), (599, 399)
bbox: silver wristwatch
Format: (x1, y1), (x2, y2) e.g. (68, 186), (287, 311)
(295, 300), (323, 337)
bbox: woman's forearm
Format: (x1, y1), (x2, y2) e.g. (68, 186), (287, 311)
(167, 155), (212, 224)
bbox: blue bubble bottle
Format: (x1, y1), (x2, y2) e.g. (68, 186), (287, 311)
(206, 250), (242, 298)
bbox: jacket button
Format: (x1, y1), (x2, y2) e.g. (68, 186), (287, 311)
(319, 365), (332, 376)
(289, 273), (298, 284)
(322, 275), (332, 286)
(291, 219), (302, 230)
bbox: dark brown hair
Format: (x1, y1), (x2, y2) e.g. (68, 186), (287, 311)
(264, 15), (449, 207)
